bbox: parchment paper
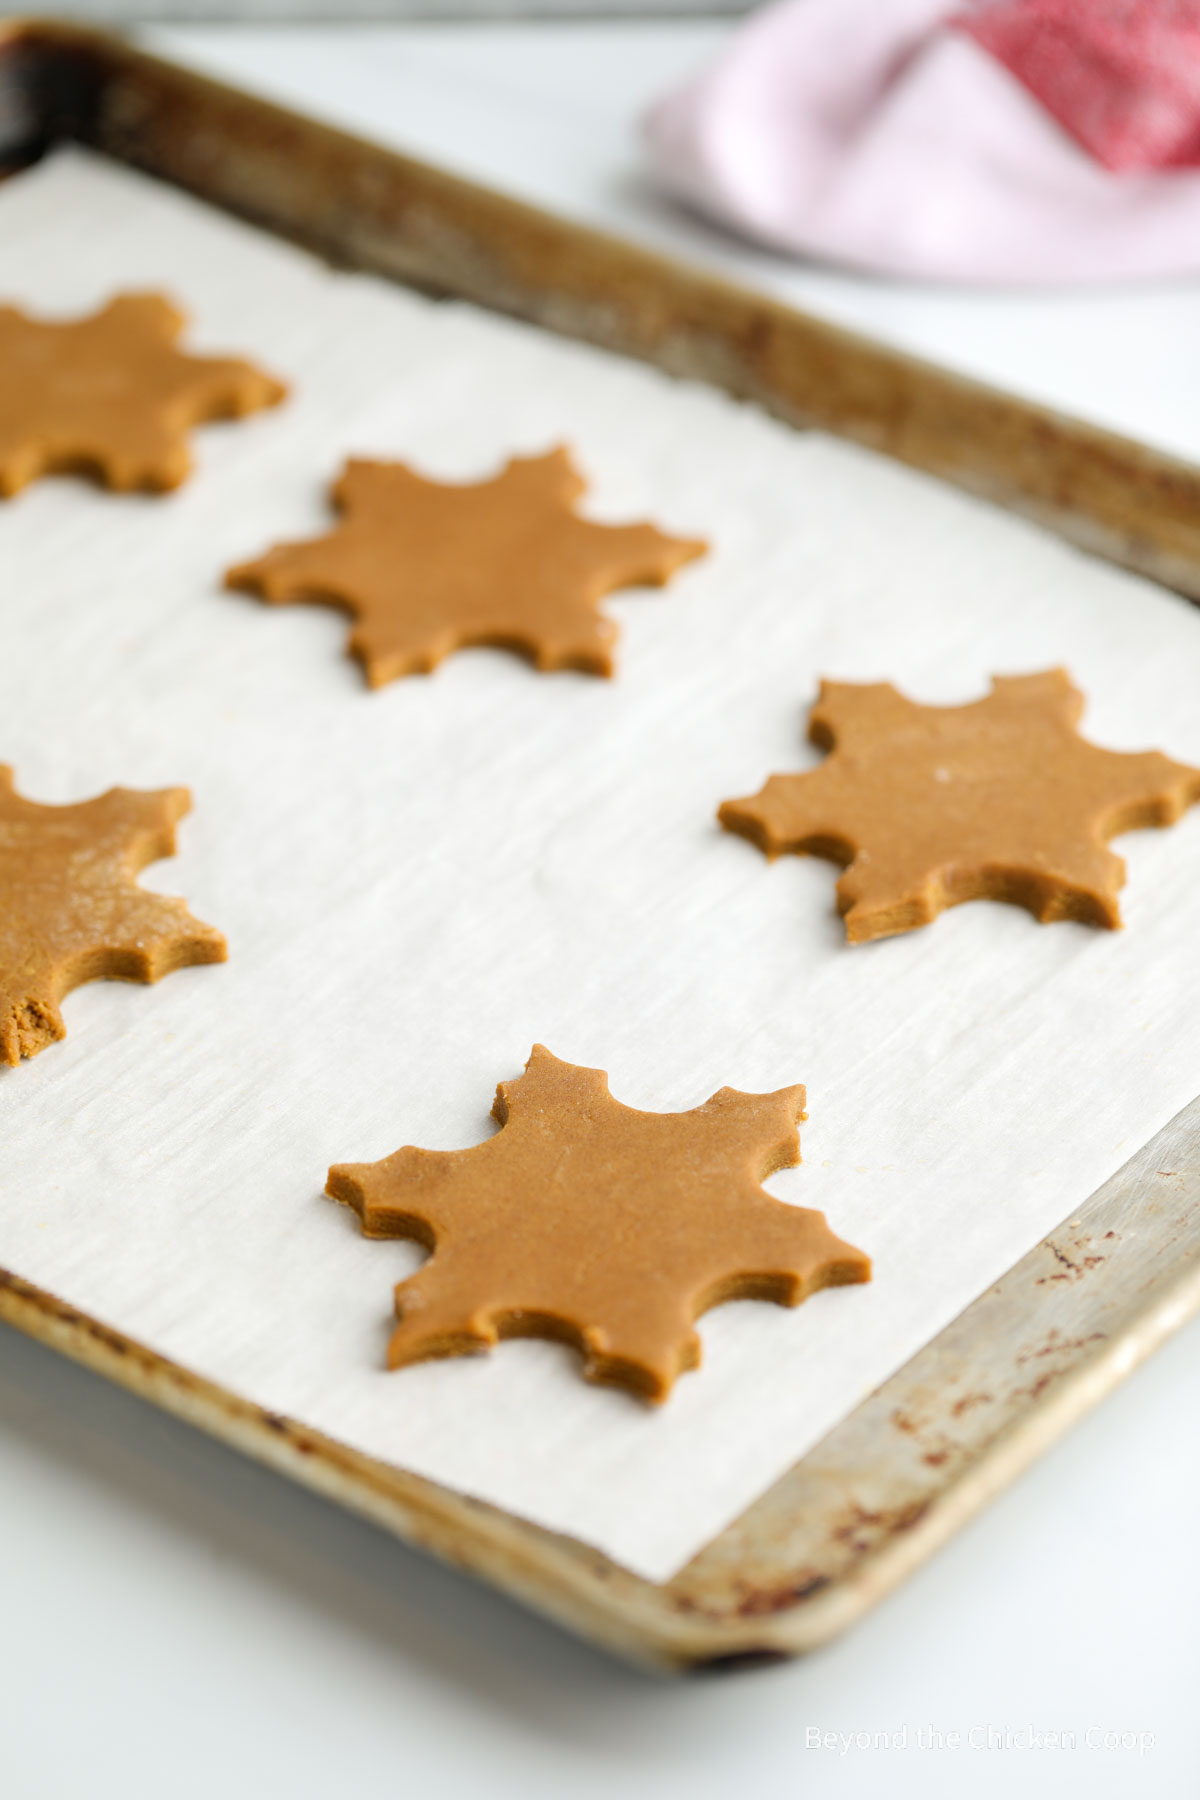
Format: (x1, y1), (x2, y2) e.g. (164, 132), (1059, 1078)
(2, 149), (1200, 1582)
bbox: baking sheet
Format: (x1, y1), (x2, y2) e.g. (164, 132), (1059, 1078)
(3, 147), (1200, 1583)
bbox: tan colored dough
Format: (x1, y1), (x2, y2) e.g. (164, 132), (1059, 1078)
(0, 768), (226, 1065)
(326, 1044), (869, 1403)
(0, 292), (286, 495)
(719, 668), (1200, 943)
(226, 446), (706, 685)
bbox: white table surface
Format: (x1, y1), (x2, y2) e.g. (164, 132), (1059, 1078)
(2, 24), (1198, 1799)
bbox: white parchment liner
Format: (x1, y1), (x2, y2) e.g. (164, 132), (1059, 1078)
(2, 150), (1199, 1581)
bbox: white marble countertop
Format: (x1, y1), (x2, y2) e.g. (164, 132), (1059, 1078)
(2, 24), (1198, 1799)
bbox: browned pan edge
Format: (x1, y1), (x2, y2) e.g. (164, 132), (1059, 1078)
(4, 1087), (1198, 1672)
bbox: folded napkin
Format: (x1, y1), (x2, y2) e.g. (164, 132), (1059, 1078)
(644, 0), (1200, 282)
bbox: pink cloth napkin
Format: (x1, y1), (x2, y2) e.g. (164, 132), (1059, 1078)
(644, 0), (1200, 282)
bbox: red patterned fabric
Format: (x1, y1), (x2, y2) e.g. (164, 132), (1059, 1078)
(959, 0), (1200, 169)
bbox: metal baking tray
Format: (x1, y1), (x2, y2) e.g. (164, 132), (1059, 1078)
(1, 17), (1198, 1672)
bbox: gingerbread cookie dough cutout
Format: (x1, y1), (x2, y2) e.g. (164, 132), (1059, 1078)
(0, 292), (286, 496)
(0, 767), (226, 1064)
(327, 1044), (869, 1403)
(226, 447), (706, 685)
(719, 669), (1200, 943)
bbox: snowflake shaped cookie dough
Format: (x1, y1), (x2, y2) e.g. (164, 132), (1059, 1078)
(327, 1045), (869, 1403)
(719, 669), (1200, 943)
(226, 447), (706, 685)
(0, 292), (286, 495)
(0, 769), (226, 1064)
